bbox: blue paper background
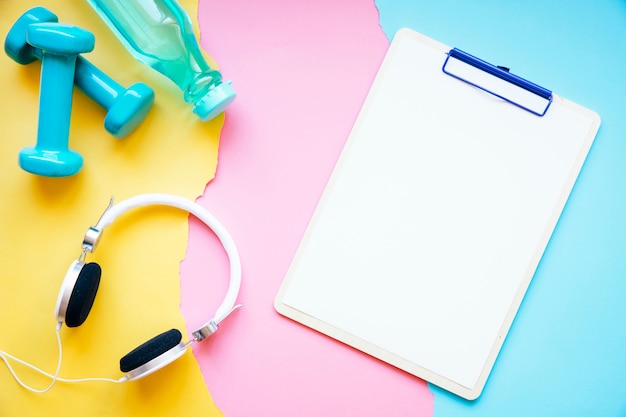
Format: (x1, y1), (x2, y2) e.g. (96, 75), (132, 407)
(375, 1), (626, 416)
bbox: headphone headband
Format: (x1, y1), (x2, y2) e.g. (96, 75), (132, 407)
(80, 193), (242, 339)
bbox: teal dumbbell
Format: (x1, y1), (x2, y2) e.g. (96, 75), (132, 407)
(19, 23), (95, 177)
(4, 7), (154, 139)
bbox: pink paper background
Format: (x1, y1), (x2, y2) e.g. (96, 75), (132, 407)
(180, 0), (434, 416)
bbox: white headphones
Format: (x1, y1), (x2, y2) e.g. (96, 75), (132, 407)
(1, 193), (242, 391)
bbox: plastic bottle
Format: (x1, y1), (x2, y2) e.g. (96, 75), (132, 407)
(87, 0), (235, 121)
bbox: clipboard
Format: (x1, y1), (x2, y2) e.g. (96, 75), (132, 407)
(274, 28), (600, 400)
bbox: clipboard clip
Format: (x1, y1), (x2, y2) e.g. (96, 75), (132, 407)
(442, 48), (553, 116)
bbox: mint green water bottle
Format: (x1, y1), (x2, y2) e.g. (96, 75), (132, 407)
(87, 0), (236, 121)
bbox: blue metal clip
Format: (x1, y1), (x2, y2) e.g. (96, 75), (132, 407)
(442, 48), (553, 116)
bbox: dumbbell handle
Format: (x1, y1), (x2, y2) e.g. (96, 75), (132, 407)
(37, 52), (77, 151)
(31, 48), (124, 110)
(74, 57), (125, 109)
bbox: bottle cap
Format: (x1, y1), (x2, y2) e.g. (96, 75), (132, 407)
(192, 81), (237, 122)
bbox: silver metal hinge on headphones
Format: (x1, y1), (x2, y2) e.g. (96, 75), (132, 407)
(192, 321), (219, 342)
(192, 304), (243, 342)
(81, 197), (114, 254)
(82, 226), (102, 254)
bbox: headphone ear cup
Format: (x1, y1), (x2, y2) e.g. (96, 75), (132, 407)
(120, 329), (183, 375)
(64, 262), (102, 327)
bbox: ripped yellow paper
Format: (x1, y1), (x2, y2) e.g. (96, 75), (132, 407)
(0, 1), (223, 415)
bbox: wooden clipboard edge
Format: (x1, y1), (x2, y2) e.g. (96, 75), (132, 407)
(274, 27), (602, 401)
(274, 299), (482, 399)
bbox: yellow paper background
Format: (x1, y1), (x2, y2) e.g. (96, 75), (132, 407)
(0, 1), (223, 415)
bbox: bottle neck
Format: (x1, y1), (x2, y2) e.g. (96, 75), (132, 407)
(184, 70), (224, 104)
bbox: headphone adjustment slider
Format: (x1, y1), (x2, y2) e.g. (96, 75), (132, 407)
(81, 197), (114, 253)
(82, 226), (102, 253)
(192, 321), (219, 342)
(192, 304), (243, 342)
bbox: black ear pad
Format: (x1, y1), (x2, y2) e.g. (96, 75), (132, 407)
(120, 329), (183, 373)
(65, 262), (102, 327)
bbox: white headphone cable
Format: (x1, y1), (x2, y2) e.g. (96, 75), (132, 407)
(0, 323), (126, 393)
